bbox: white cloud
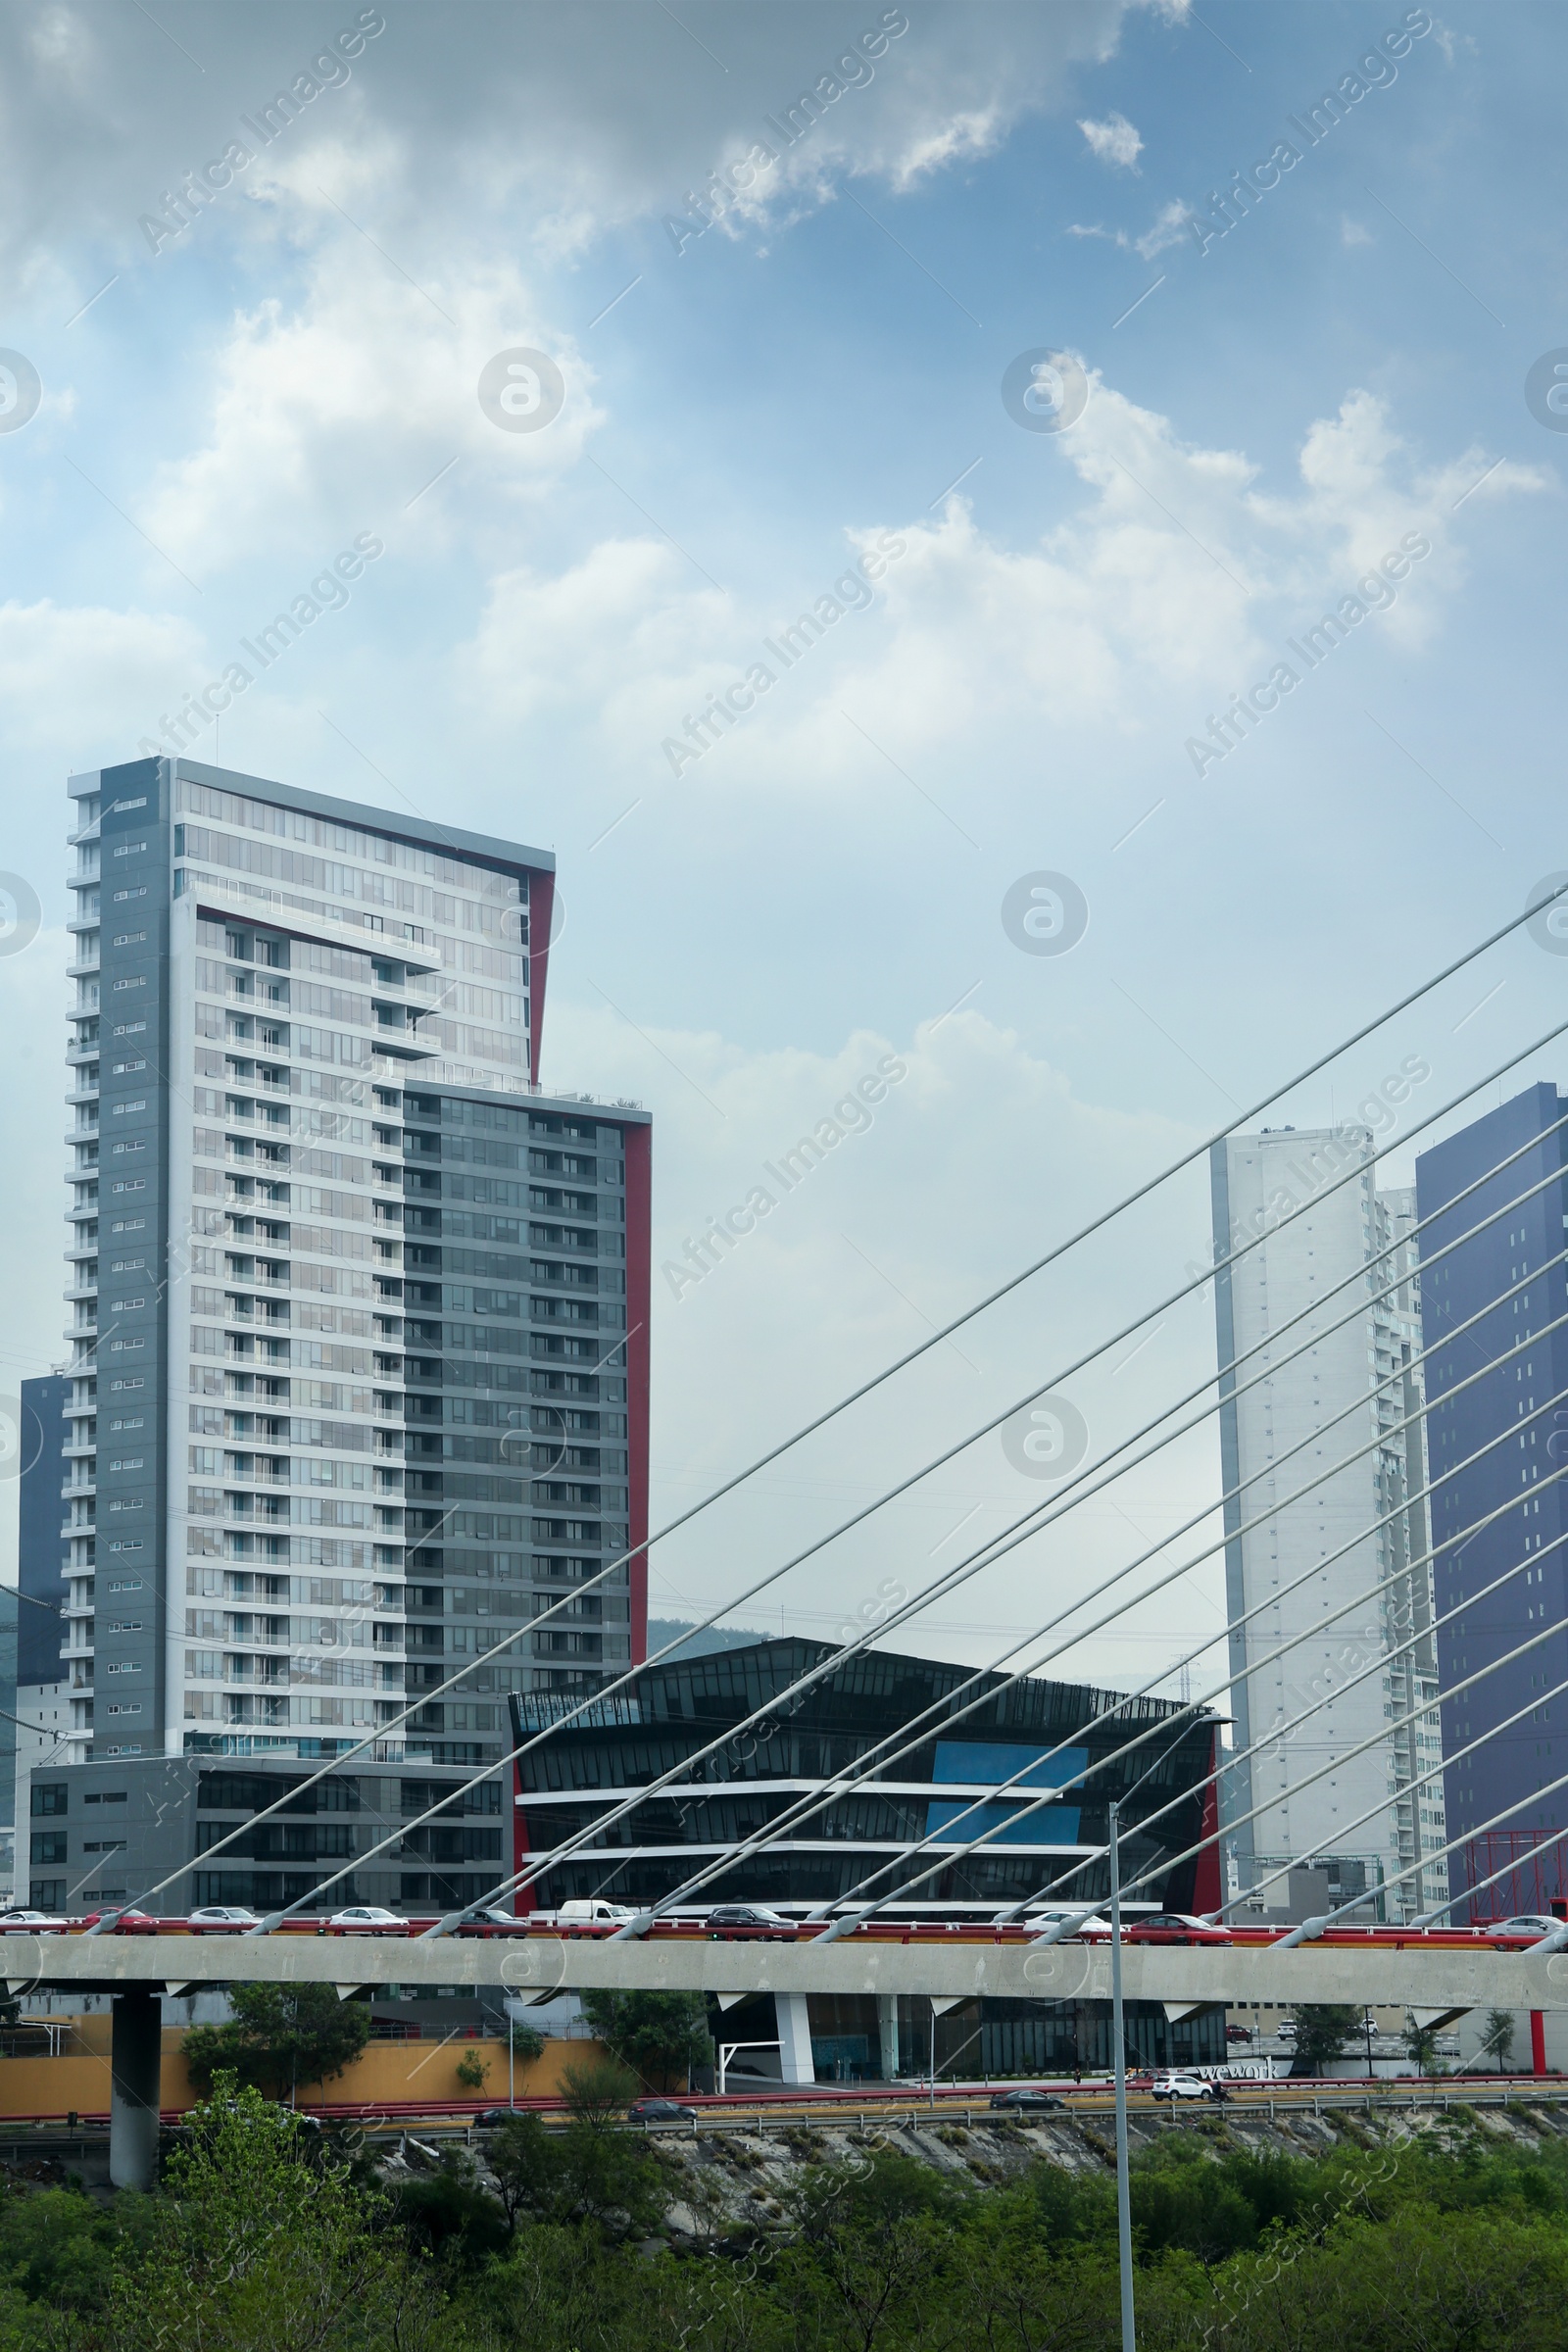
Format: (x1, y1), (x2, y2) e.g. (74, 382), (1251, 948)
(132, 230), (601, 575)
(1134, 196), (1193, 258)
(1064, 194), (1190, 258)
(541, 989), (1225, 1672)
(447, 375), (1548, 814)
(1340, 216), (1373, 247)
(0, 599), (205, 755)
(0, 2), (1190, 278)
(1078, 110), (1143, 169)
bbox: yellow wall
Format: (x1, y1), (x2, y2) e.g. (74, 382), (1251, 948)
(0, 2017), (599, 2121)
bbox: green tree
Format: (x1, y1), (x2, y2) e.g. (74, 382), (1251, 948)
(561, 2052), (641, 2124)
(509, 2019), (545, 2066)
(774, 2154), (962, 2352)
(577, 1989), (712, 2090)
(106, 2073), (437, 2352)
(391, 2148), (512, 2272)
(1404, 2014), (1446, 2076)
(182, 1982), (371, 2102)
(484, 2106), (664, 2240)
(0, 2181), (141, 2319)
(457, 2046), (491, 2091)
(1477, 2007), (1517, 2071)
(1285, 2002), (1362, 2077)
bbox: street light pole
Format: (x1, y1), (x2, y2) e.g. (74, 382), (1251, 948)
(1109, 1797), (1136, 2352)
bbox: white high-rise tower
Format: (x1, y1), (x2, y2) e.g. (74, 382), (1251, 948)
(1210, 1127), (1446, 1922)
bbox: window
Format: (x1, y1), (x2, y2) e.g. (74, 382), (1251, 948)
(30, 1785), (67, 1817)
(28, 1833), (66, 1864)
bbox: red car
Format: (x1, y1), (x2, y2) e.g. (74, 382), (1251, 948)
(1119, 1913), (1233, 1946)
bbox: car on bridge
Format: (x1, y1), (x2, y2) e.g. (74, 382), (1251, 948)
(552, 1900), (640, 1931)
(628, 2097), (700, 2127)
(321, 1906), (414, 1936)
(989, 2087), (1066, 2113)
(451, 1907), (530, 1937)
(0, 1908), (67, 1936)
(185, 1906), (262, 1933)
(1114, 1914), (1233, 1945)
(704, 1904), (797, 1937)
(1026, 1907), (1112, 1938)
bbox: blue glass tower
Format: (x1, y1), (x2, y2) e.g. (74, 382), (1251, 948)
(1415, 1084), (1568, 1917)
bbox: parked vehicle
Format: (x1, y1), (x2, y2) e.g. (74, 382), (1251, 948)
(1224, 2024), (1253, 2043)
(989, 2087), (1066, 2112)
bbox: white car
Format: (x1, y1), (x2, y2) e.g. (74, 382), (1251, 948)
(0, 1908), (66, 1936)
(186, 1905), (261, 1933)
(1027, 1907), (1112, 1938)
(323, 1906), (412, 1936)
(1152, 2073), (1229, 2103)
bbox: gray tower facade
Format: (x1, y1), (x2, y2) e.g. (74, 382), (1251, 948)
(52, 757), (651, 1916)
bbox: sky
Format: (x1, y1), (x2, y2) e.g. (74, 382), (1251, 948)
(0, 0), (1564, 1709)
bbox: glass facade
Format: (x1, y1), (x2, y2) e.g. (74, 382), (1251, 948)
(42, 753), (650, 1915)
(511, 1638), (1219, 1913)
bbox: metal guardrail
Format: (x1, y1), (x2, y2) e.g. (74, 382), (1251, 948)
(3, 2079), (1566, 2149)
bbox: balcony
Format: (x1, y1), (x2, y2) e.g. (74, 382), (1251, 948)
(225, 1495), (290, 1523)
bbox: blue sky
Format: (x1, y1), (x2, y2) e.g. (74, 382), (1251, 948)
(0, 0), (1562, 1689)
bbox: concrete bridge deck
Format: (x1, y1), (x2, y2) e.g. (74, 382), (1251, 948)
(6, 1932), (1568, 2011)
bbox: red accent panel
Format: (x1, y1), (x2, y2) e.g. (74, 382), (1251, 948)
(1534, 2010), (1548, 2076)
(1191, 1731), (1223, 1915)
(623, 1122), (652, 1663)
(527, 871), (555, 1087)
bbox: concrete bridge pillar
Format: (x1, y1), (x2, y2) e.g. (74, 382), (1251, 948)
(878, 1993), (900, 2081)
(110, 1991), (163, 2191)
(776, 1991), (815, 2084)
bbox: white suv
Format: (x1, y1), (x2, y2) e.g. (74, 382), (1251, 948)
(1152, 2072), (1229, 2103)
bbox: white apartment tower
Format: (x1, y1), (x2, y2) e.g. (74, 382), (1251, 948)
(43, 756), (651, 1919)
(1210, 1127), (1446, 1923)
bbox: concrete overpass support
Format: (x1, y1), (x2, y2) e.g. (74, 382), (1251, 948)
(110, 1991), (162, 2191)
(878, 1994), (900, 2082)
(776, 1991), (815, 2084)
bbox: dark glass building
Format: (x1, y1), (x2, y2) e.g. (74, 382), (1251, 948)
(512, 1636), (1219, 1911)
(510, 1638), (1225, 2084)
(1416, 1084), (1568, 1916)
